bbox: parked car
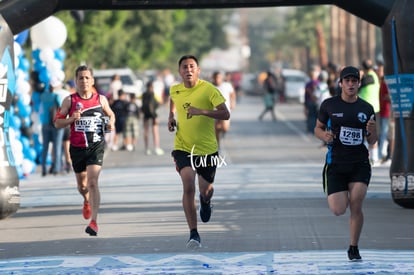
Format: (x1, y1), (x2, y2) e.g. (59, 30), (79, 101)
(283, 69), (309, 103)
(240, 72), (262, 96)
(93, 68), (144, 98)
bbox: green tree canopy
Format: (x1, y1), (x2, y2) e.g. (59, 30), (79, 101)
(55, 9), (230, 78)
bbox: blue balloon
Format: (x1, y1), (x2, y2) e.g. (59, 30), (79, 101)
(18, 104), (32, 118)
(33, 60), (46, 72)
(20, 136), (30, 148)
(32, 49), (41, 61)
(22, 116), (31, 128)
(54, 48), (66, 62)
(38, 68), (50, 84)
(25, 148), (37, 162)
(13, 128), (21, 139)
(11, 115), (21, 129)
(17, 100), (31, 117)
(18, 57), (30, 71)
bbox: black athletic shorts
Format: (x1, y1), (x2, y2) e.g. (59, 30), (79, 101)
(322, 160), (371, 195)
(70, 140), (105, 173)
(172, 150), (218, 183)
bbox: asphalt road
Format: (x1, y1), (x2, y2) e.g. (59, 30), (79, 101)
(0, 95), (413, 274)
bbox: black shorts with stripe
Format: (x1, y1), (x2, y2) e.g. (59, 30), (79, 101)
(322, 160), (371, 195)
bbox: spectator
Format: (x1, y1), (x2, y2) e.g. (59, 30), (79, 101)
(108, 74), (122, 101)
(304, 65), (321, 133)
(50, 77), (72, 173)
(359, 59), (380, 165)
(142, 81), (164, 155)
(258, 70), (277, 121)
(376, 63), (394, 163)
(273, 66), (286, 103)
(110, 89), (128, 151)
(39, 82), (64, 176)
(212, 71), (236, 147)
(123, 93), (140, 152)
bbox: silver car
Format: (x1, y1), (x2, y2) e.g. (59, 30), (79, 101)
(283, 69), (309, 103)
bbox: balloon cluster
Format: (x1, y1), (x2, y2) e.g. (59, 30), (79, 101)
(10, 16), (68, 178)
(9, 30), (36, 178)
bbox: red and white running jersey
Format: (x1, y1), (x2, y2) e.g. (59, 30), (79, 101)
(69, 93), (106, 148)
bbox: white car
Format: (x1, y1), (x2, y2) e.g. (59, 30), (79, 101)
(283, 69), (309, 103)
(93, 68), (144, 98)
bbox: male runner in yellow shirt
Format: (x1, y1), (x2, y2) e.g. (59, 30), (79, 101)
(168, 55), (230, 249)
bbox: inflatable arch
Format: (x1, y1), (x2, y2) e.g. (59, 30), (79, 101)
(0, 0), (412, 219)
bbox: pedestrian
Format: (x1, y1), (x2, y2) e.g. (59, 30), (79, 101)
(314, 66), (377, 261)
(54, 65), (115, 236)
(50, 77), (72, 173)
(168, 55), (230, 249)
(162, 68), (175, 104)
(359, 59), (380, 165)
(211, 71), (236, 147)
(123, 93), (140, 152)
(39, 79), (64, 176)
(142, 81), (164, 156)
(110, 89), (129, 151)
(304, 65), (321, 133)
(258, 70), (277, 121)
(273, 66), (286, 103)
(376, 63), (393, 163)
(316, 70), (331, 110)
(108, 74), (122, 100)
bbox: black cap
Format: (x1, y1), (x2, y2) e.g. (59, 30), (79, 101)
(340, 66), (360, 79)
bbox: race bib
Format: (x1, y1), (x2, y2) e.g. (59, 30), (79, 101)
(74, 117), (102, 132)
(339, 126), (363, 145)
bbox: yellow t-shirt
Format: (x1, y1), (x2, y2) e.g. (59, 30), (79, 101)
(170, 79), (226, 155)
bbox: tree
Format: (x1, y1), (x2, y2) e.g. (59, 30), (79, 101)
(55, 9), (229, 77)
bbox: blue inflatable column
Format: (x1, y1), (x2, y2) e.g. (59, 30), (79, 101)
(0, 15), (20, 218)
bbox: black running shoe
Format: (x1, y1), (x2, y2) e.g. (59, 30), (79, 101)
(199, 195), (212, 223)
(186, 230), (201, 249)
(347, 245), (362, 261)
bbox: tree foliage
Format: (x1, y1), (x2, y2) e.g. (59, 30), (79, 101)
(56, 9), (230, 77)
(247, 6), (330, 71)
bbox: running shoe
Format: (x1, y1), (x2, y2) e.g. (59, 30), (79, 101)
(347, 245), (362, 261)
(155, 147), (165, 156)
(186, 230), (201, 249)
(199, 195), (212, 223)
(82, 202), (91, 220)
(85, 220), (98, 236)
(126, 144), (134, 152)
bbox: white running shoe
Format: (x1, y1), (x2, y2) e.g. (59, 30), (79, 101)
(155, 147), (164, 156)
